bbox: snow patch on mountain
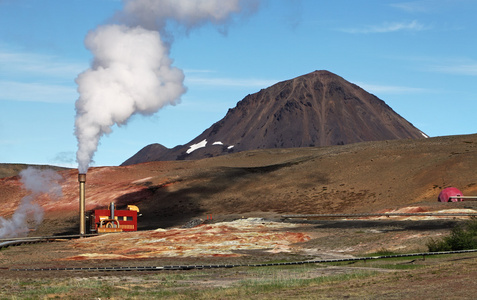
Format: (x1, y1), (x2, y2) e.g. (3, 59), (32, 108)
(187, 139), (207, 154)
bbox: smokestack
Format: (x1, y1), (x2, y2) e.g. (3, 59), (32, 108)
(74, 0), (260, 173)
(78, 173), (86, 235)
(110, 202), (115, 220)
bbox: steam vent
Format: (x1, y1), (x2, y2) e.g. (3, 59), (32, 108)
(78, 173), (86, 235)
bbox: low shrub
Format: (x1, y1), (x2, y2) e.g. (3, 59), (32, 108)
(427, 217), (477, 252)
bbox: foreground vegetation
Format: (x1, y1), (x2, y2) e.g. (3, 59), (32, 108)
(1, 253), (476, 299)
(427, 218), (477, 251)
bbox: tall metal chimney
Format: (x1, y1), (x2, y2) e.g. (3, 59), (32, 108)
(78, 173), (86, 235)
(110, 202), (115, 220)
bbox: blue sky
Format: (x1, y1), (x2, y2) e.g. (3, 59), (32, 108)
(1, 0), (476, 168)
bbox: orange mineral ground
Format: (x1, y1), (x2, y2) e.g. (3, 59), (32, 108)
(66, 218), (311, 260)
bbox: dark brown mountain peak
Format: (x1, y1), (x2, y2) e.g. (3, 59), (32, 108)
(122, 70), (427, 164)
(122, 143), (169, 166)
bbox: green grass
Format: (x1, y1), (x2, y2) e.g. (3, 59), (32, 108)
(0, 265), (378, 299)
(324, 257), (424, 270)
(368, 248), (400, 256)
(427, 218), (477, 252)
(238, 270), (376, 292)
(3, 252), (474, 299)
(373, 263), (421, 270)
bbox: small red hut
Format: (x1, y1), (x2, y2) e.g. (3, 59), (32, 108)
(438, 187), (464, 202)
(89, 203), (139, 233)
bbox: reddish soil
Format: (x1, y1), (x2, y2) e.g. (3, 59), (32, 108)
(0, 134), (476, 297)
(65, 219), (311, 261)
(3, 134), (476, 234)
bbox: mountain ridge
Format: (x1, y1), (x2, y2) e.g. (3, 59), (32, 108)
(122, 70), (426, 165)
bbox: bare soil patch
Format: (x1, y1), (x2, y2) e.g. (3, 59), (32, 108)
(0, 134), (476, 297)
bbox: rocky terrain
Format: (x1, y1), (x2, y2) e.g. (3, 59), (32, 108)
(0, 133), (476, 297)
(1, 133), (476, 235)
(122, 70), (426, 164)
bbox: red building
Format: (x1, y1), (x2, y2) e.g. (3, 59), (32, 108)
(89, 203), (139, 233)
(438, 187), (464, 202)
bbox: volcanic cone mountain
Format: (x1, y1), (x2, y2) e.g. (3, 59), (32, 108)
(122, 70), (426, 164)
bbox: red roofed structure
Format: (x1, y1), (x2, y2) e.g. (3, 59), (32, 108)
(438, 187), (464, 202)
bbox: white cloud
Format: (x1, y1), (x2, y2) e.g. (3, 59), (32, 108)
(390, 0), (459, 13)
(407, 56), (477, 76)
(183, 69), (278, 88)
(0, 139), (18, 146)
(340, 20), (428, 34)
(355, 82), (430, 94)
(0, 80), (77, 103)
(0, 47), (83, 103)
(0, 48), (86, 79)
(390, 1), (433, 13)
(383, 55), (477, 76)
(428, 63), (477, 76)
(185, 76), (278, 88)
(184, 69), (216, 74)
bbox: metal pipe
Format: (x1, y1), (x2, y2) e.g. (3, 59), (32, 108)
(282, 212), (477, 218)
(110, 202), (115, 220)
(78, 173), (86, 235)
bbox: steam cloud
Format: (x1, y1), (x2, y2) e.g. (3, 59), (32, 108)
(0, 168), (63, 239)
(74, 0), (259, 173)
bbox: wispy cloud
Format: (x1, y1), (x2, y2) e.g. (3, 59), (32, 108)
(390, 0), (460, 13)
(0, 138), (19, 146)
(183, 69), (278, 88)
(355, 82), (431, 94)
(428, 62), (477, 76)
(0, 47), (84, 103)
(0, 48), (86, 79)
(184, 69), (216, 74)
(340, 20), (428, 34)
(0, 80), (77, 103)
(185, 76), (278, 88)
(404, 55), (477, 76)
(390, 1), (434, 13)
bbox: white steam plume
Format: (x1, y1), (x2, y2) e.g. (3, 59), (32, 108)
(74, 0), (259, 173)
(75, 24), (185, 173)
(120, 0), (256, 30)
(0, 168), (63, 239)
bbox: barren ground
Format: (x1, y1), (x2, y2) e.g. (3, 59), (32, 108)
(0, 134), (476, 298)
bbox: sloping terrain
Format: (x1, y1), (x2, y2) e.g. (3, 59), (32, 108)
(0, 134), (476, 298)
(0, 133), (476, 236)
(122, 70), (426, 164)
(0, 163), (66, 180)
